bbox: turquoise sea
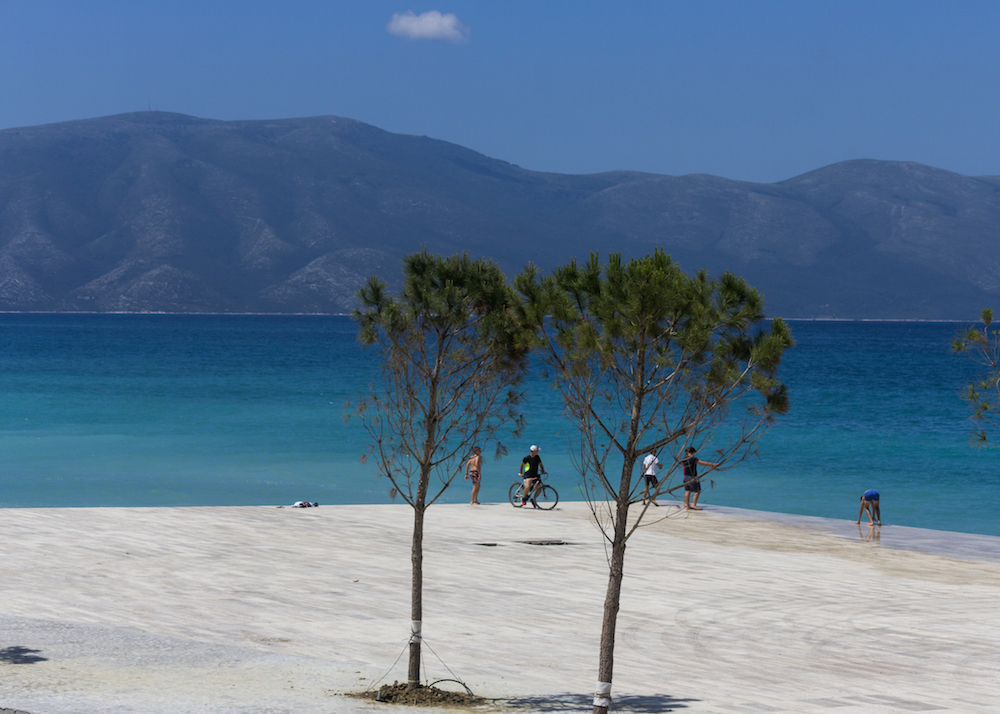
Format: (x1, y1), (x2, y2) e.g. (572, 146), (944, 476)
(0, 314), (996, 536)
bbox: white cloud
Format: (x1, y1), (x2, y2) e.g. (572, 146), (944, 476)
(386, 11), (469, 43)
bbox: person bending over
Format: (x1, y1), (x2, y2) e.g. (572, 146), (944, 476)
(856, 489), (881, 525)
(520, 445), (546, 507)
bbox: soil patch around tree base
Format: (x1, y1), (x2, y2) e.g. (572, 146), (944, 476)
(351, 682), (478, 707)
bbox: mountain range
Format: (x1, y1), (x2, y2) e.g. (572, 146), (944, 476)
(1, 111), (998, 319)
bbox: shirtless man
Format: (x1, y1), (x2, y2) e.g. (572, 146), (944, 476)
(464, 446), (483, 505)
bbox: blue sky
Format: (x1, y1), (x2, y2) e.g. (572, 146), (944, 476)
(1, 0), (998, 182)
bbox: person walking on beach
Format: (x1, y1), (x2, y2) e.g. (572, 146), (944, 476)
(641, 451), (661, 506)
(464, 446), (483, 505)
(855, 489), (881, 525)
(520, 445), (546, 507)
(681, 446), (718, 510)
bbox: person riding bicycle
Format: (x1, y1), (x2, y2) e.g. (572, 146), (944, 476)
(520, 445), (546, 507)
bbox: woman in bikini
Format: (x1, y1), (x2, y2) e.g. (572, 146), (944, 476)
(465, 446), (483, 505)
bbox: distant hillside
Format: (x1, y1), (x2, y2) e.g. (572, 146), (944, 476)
(1, 111), (998, 318)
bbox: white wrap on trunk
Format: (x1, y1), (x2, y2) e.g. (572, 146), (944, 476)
(593, 681), (612, 708)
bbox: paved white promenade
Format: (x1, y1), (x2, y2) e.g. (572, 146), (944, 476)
(0, 501), (997, 713)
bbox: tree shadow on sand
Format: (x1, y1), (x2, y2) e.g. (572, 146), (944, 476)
(503, 693), (696, 712)
(0, 646), (47, 665)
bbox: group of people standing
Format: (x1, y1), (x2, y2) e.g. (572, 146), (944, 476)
(640, 447), (718, 509)
(464, 444), (884, 525)
(464, 443), (718, 509)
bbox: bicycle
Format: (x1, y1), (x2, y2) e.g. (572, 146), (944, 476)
(509, 475), (559, 510)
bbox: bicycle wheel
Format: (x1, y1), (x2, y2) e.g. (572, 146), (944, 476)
(534, 484), (559, 510)
(509, 482), (525, 507)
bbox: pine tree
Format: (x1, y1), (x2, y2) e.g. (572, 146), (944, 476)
(515, 250), (791, 714)
(353, 250), (528, 689)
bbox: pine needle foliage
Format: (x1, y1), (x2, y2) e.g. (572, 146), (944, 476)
(351, 250), (528, 689)
(953, 308), (1000, 448)
(514, 249), (792, 714)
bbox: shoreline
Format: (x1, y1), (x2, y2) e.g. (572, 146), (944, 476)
(3, 499), (998, 558)
(710, 504), (1000, 562)
(0, 502), (997, 713)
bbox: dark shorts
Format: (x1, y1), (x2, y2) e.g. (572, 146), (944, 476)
(684, 475), (701, 493)
(863, 490), (879, 502)
(644, 474), (658, 488)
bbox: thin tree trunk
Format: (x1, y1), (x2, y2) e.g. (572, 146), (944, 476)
(594, 360), (643, 714)
(409, 361), (438, 690)
(593, 493), (630, 714)
(408, 501), (424, 689)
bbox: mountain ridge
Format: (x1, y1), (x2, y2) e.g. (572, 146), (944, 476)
(1, 112), (998, 318)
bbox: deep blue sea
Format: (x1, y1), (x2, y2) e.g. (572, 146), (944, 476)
(0, 314), (996, 536)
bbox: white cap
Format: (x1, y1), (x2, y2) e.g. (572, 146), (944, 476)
(530, 445), (539, 452)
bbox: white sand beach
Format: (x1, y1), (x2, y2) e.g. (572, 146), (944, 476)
(0, 501), (997, 713)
